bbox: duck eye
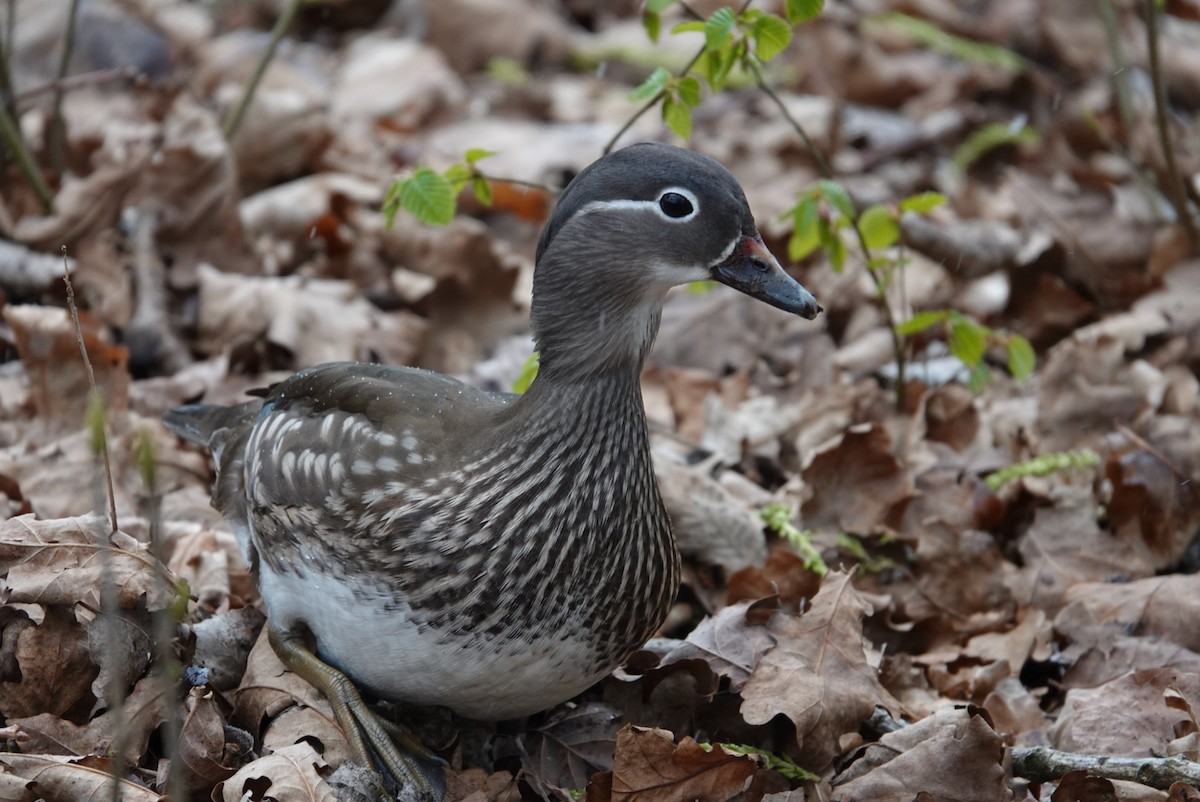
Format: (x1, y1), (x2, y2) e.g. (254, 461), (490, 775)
(659, 192), (694, 219)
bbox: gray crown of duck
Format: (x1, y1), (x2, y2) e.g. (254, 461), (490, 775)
(163, 143), (820, 728)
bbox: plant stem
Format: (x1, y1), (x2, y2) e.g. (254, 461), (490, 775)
(1144, 0), (1198, 252)
(223, 0), (306, 140)
(747, 60), (833, 178)
(47, 0), (81, 175)
(0, 103), (53, 212)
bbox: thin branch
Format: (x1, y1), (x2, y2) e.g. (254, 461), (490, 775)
(223, 0), (306, 139)
(476, 173), (560, 194)
(18, 66), (137, 103)
(62, 247), (118, 534)
(1012, 746), (1200, 789)
(747, 60), (833, 178)
(1144, 0), (1198, 252)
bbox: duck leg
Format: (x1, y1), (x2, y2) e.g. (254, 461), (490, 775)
(268, 626), (446, 801)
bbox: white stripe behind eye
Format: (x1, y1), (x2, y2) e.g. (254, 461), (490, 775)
(577, 186), (700, 223)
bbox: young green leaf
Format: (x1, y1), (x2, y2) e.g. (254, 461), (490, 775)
(948, 313), (988, 366)
(677, 75), (702, 108)
(894, 309), (948, 336)
(647, 0), (677, 11)
(967, 361), (990, 393)
(643, 10), (662, 41)
(705, 6), (737, 50)
(857, 204), (899, 249)
(752, 14), (793, 61)
(870, 12), (1025, 72)
(512, 351), (540, 394)
(464, 148), (496, 165)
(787, 196), (820, 261)
(899, 191), (947, 214)
(824, 224), (847, 272)
(398, 167), (457, 226)
(785, 0), (824, 24)
(1005, 334), (1036, 380)
(815, 179), (855, 220)
(662, 96), (693, 139)
(672, 20), (706, 34)
(471, 176), (493, 206)
(629, 66), (671, 101)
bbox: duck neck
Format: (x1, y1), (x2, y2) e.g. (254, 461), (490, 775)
(528, 239), (669, 383)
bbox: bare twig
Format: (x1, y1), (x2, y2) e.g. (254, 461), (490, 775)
(223, 0), (306, 139)
(1144, 0), (1198, 252)
(62, 246), (118, 534)
(47, 0), (81, 175)
(476, 173), (561, 194)
(125, 207), (192, 374)
(747, 60), (833, 178)
(18, 66), (138, 103)
(1011, 746), (1200, 789)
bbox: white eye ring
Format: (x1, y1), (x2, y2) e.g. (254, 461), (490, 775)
(654, 187), (699, 222)
(575, 186), (701, 221)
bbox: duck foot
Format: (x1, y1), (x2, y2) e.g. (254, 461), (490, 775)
(269, 625), (446, 802)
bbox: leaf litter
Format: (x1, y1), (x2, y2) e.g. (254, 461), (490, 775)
(1, 0), (1200, 800)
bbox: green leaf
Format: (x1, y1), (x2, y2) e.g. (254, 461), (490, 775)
(701, 45), (736, 89)
(857, 204), (899, 249)
(686, 280), (717, 293)
(512, 351), (540, 394)
(643, 10), (661, 41)
(443, 163), (471, 184)
(704, 7), (737, 50)
(398, 167), (457, 226)
(953, 120), (1041, 174)
(899, 191), (946, 214)
(671, 20), (706, 33)
(823, 223), (846, 272)
(471, 176), (493, 206)
(815, 179), (855, 220)
(676, 75), (702, 108)
(662, 97), (693, 140)
(647, 0), (677, 12)
(967, 361), (990, 394)
(787, 197), (820, 261)
(752, 14), (793, 61)
(464, 148), (496, 165)
(895, 309), (948, 336)
(785, 0), (824, 24)
(948, 313), (988, 367)
(629, 66), (671, 100)
(1005, 334), (1036, 380)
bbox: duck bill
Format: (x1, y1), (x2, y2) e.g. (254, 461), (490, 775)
(710, 235), (822, 319)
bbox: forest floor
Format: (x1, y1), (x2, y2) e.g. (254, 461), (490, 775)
(2, 1), (1200, 801)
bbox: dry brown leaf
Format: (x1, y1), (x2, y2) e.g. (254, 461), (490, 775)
(445, 766), (522, 802)
(598, 725), (757, 802)
(516, 702), (619, 797)
(657, 601), (775, 692)
(219, 741), (336, 802)
(653, 455), (767, 574)
(192, 264), (427, 369)
(0, 753), (162, 801)
(1059, 575), (1200, 655)
(740, 572), (901, 771)
(175, 687), (238, 794)
(3, 305), (130, 425)
(832, 708), (1007, 802)
(800, 424), (914, 534)
(11, 674), (167, 764)
(1015, 484), (1154, 615)
(0, 514), (174, 611)
(726, 549), (823, 611)
(0, 605), (94, 721)
(1051, 669), (1200, 757)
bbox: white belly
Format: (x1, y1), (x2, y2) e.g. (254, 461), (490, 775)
(258, 563), (605, 720)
